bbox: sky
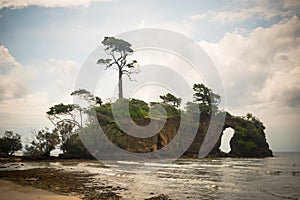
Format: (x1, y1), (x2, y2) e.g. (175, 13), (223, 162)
(0, 0), (299, 152)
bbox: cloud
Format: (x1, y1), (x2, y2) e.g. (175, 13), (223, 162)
(0, 45), (32, 101)
(0, 45), (20, 70)
(191, 0), (300, 24)
(0, 56), (81, 137)
(0, 0), (111, 9)
(256, 67), (300, 108)
(0, 46), (80, 135)
(47, 58), (80, 96)
(0, 91), (54, 137)
(191, 7), (268, 24)
(199, 16), (300, 112)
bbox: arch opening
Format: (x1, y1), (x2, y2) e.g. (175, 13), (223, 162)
(219, 127), (235, 153)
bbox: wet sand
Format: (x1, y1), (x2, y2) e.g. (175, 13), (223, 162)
(0, 168), (122, 200)
(0, 180), (80, 200)
(0, 162), (170, 200)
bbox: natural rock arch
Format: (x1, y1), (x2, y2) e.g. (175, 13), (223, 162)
(219, 127), (234, 153)
(183, 113), (273, 157)
(213, 114), (272, 157)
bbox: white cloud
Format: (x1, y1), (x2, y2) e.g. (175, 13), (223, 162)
(0, 91), (54, 138)
(0, 45), (81, 138)
(256, 67), (300, 108)
(199, 16), (300, 111)
(47, 58), (80, 97)
(191, 0), (300, 24)
(0, 45), (32, 101)
(0, 0), (111, 9)
(0, 45), (20, 69)
(191, 7), (268, 24)
(48, 58), (80, 75)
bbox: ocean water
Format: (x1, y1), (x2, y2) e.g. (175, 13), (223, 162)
(1, 152), (300, 199)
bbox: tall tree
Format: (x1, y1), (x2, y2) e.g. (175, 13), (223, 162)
(192, 83), (220, 107)
(97, 36), (139, 99)
(0, 131), (22, 156)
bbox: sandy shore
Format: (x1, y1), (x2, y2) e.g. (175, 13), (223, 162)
(0, 167), (122, 200)
(0, 180), (81, 200)
(0, 164), (169, 200)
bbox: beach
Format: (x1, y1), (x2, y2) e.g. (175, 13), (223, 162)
(0, 166), (123, 200)
(0, 180), (80, 200)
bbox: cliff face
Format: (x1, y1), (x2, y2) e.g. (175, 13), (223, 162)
(98, 112), (273, 158)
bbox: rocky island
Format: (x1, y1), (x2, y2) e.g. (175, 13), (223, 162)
(93, 100), (273, 159)
(52, 85), (273, 160)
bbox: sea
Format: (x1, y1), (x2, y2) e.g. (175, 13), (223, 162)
(1, 152), (299, 200)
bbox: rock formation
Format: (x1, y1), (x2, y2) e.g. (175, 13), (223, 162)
(97, 111), (273, 158)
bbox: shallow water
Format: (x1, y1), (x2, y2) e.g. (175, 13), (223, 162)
(1, 152), (299, 199)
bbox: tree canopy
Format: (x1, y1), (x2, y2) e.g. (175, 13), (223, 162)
(0, 131), (22, 156)
(192, 83), (220, 107)
(159, 93), (182, 108)
(25, 128), (60, 157)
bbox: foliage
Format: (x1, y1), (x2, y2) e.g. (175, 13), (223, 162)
(159, 93), (182, 108)
(95, 96), (103, 106)
(25, 128), (60, 157)
(129, 99), (150, 118)
(55, 122), (76, 147)
(245, 112), (265, 130)
(70, 89), (95, 102)
(96, 103), (113, 118)
(231, 119), (267, 156)
(193, 83), (220, 107)
(185, 102), (217, 119)
(185, 102), (199, 114)
(150, 102), (181, 118)
(236, 140), (257, 153)
(97, 99), (150, 119)
(46, 103), (80, 127)
(0, 131), (22, 156)
(60, 133), (91, 158)
(97, 36), (139, 99)
(47, 89), (102, 129)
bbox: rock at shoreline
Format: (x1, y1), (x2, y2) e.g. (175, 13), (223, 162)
(96, 112), (273, 158)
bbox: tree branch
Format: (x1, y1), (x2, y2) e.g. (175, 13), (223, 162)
(122, 71), (136, 81)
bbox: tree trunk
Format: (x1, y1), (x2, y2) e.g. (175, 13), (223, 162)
(118, 72), (123, 99)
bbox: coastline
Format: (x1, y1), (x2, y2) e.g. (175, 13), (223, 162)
(0, 167), (122, 200)
(0, 180), (80, 200)
(0, 165), (170, 200)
